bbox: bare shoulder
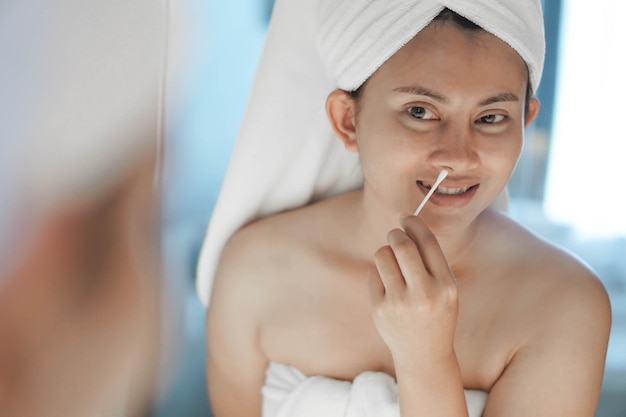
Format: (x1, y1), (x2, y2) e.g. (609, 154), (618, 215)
(212, 212), (298, 315)
(216, 203), (322, 282)
(206, 206), (325, 417)
(211, 199), (339, 316)
(518, 223), (612, 347)
(488, 210), (610, 317)
(216, 192), (355, 286)
(480, 210), (612, 417)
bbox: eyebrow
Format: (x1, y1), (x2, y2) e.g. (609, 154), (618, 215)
(479, 92), (520, 106)
(394, 86), (448, 103)
(393, 86), (520, 106)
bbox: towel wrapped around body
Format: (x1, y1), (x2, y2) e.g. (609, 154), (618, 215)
(262, 362), (489, 417)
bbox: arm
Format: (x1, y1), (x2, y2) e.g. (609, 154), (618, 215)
(206, 238), (269, 417)
(483, 271), (611, 417)
(369, 215), (469, 417)
(369, 215), (611, 417)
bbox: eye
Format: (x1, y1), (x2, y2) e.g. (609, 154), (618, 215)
(407, 106), (437, 120)
(478, 114), (505, 124)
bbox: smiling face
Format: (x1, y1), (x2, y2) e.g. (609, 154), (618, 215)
(327, 19), (539, 231)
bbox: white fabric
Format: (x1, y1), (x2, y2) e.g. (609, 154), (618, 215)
(262, 362), (489, 417)
(0, 0), (168, 268)
(0, 0), (166, 212)
(317, 0), (545, 92)
(196, 0), (363, 306)
(196, 0), (545, 306)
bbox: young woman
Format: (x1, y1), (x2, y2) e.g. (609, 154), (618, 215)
(203, 2), (611, 417)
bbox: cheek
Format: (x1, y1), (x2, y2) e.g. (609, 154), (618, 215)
(356, 133), (422, 185)
(480, 135), (523, 182)
(355, 112), (425, 162)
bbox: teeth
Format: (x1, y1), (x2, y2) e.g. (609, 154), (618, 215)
(420, 181), (471, 195)
(435, 185), (471, 195)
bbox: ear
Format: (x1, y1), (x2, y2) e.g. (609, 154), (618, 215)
(326, 89), (358, 152)
(524, 97), (540, 128)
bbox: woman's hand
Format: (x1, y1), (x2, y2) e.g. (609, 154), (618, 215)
(368, 215), (459, 367)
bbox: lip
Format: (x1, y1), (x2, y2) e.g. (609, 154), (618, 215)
(416, 180), (479, 208)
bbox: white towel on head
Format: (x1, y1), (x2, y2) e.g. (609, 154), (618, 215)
(197, 0), (362, 306)
(317, 0), (545, 92)
(196, 0), (544, 306)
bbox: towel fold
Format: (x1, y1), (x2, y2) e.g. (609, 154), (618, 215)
(317, 0), (545, 92)
(262, 362), (488, 417)
(197, 0), (362, 306)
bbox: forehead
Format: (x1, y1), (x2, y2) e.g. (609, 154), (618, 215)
(368, 21), (528, 98)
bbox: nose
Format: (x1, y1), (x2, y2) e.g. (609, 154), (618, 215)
(428, 122), (479, 172)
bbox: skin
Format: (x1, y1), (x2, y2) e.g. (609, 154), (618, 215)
(0, 150), (161, 417)
(207, 21), (611, 417)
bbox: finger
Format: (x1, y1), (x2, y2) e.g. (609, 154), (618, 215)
(400, 215), (453, 282)
(386, 228), (430, 288)
(373, 244), (406, 297)
(367, 264), (385, 305)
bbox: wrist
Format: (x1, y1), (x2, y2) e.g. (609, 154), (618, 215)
(392, 344), (458, 374)
(394, 351), (469, 417)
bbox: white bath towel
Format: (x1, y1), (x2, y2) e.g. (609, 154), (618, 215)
(196, 0), (545, 306)
(262, 362), (489, 417)
(197, 0), (362, 306)
(317, 0), (545, 92)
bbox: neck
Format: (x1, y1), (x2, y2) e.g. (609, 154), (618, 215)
(427, 214), (483, 270)
(346, 190), (485, 270)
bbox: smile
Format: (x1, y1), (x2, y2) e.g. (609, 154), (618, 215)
(418, 180), (475, 195)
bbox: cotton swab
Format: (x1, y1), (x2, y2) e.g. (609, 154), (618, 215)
(413, 169), (449, 216)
